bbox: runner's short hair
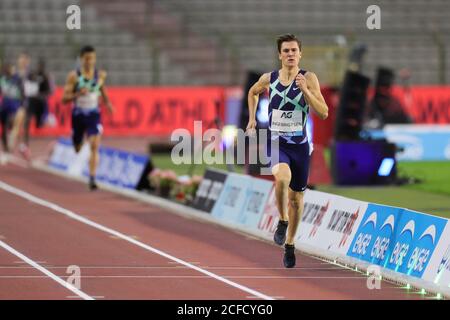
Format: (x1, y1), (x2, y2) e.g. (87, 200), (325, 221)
(277, 34), (302, 53)
(80, 45), (95, 57)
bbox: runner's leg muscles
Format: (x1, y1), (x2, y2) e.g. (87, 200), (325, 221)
(272, 163), (291, 221)
(286, 189), (304, 245)
(88, 134), (101, 177)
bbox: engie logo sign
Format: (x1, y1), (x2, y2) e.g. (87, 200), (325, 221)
(348, 204), (447, 278)
(437, 245), (450, 275)
(420, 222), (450, 286)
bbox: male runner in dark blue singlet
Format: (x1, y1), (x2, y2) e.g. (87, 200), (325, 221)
(62, 46), (114, 190)
(247, 34), (328, 268)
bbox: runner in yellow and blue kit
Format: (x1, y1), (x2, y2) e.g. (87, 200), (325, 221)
(247, 34), (329, 268)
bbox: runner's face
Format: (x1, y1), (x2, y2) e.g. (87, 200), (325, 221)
(81, 52), (96, 70)
(279, 41), (301, 68)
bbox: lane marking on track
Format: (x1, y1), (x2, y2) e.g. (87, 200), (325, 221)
(168, 261), (200, 265)
(0, 275), (367, 279)
(109, 235), (139, 240)
(247, 295), (285, 299)
(0, 180), (275, 300)
(0, 240), (93, 300)
(67, 295), (105, 299)
(0, 266), (343, 270)
(14, 260), (47, 264)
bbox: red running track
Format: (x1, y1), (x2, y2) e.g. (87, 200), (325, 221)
(0, 163), (428, 300)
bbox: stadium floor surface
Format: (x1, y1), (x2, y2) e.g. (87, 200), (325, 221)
(0, 157), (431, 300)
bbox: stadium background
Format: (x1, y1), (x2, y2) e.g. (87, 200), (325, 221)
(0, 0), (450, 301)
(1, 0), (449, 217)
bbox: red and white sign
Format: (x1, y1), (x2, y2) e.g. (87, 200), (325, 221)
(389, 86), (450, 124)
(30, 87), (225, 137)
(296, 191), (368, 254)
(257, 185), (279, 236)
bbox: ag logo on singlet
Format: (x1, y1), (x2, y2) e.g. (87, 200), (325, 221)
(281, 112), (293, 119)
(271, 109), (303, 132)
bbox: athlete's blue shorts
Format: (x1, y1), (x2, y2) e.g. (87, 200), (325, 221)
(71, 108), (102, 146)
(267, 138), (311, 192)
(0, 98), (22, 123)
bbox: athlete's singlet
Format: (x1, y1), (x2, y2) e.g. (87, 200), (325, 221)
(0, 74), (23, 114)
(268, 69), (309, 145)
(71, 69), (103, 145)
(74, 69), (101, 113)
(267, 69), (311, 192)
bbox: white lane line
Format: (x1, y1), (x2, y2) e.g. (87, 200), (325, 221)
(0, 266), (342, 270)
(14, 260), (47, 264)
(247, 296), (285, 299)
(0, 180), (274, 301)
(0, 240), (93, 300)
(67, 295), (104, 299)
(0, 275), (367, 279)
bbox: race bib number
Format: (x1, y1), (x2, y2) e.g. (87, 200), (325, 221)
(24, 80), (39, 97)
(76, 91), (99, 110)
(270, 109), (303, 132)
(2, 84), (20, 99)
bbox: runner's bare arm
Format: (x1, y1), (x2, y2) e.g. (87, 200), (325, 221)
(296, 72), (328, 120)
(99, 70), (113, 113)
(246, 73), (270, 130)
(61, 71), (79, 104)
